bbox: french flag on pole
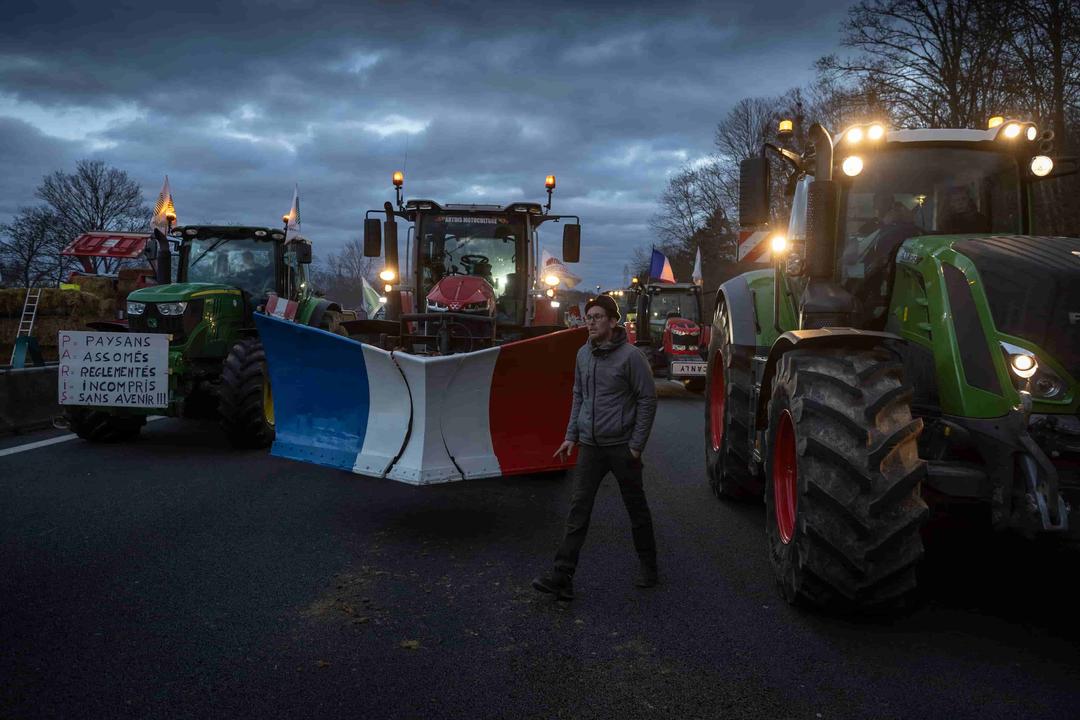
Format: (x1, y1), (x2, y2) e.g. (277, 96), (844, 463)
(649, 249), (676, 283)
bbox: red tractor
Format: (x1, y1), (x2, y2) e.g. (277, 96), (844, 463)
(627, 281), (708, 391)
(253, 173), (586, 485)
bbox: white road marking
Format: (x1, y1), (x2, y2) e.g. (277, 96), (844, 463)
(0, 416), (167, 458)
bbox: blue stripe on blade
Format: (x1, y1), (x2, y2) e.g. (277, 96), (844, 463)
(255, 314), (370, 471)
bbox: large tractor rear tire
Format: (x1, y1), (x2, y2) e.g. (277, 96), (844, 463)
(66, 408), (145, 442)
(704, 303), (756, 499)
(219, 337), (275, 449)
(764, 346), (928, 611)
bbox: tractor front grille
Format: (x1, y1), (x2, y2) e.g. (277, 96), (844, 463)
(128, 300), (203, 344)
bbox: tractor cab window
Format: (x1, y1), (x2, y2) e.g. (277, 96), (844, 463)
(418, 215), (524, 322)
(186, 236), (276, 297)
(647, 289), (700, 336)
(839, 148), (1020, 321)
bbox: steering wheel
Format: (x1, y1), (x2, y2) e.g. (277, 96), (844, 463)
(459, 254), (490, 272)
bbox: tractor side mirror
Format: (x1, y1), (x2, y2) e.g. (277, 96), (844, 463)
(364, 218), (382, 257)
(739, 155), (770, 227)
(562, 224), (581, 263)
(289, 240), (312, 264)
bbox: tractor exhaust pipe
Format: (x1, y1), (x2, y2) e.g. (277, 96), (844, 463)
(806, 124), (838, 281)
(810, 123), (833, 181)
(799, 122), (858, 328)
(153, 229), (172, 285)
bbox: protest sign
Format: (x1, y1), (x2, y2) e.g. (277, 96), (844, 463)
(58, 331), (169, 407)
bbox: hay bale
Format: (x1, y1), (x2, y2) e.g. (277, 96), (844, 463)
(74, 276), (117, 299)
(0, 289), (28, 317)
(117, 267), (154, 297)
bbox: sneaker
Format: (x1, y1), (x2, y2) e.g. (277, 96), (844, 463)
(634, 564), (659, 588)
(532, 571), (574, 600)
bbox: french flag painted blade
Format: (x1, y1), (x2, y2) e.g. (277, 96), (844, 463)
(256, 311), (586, 485)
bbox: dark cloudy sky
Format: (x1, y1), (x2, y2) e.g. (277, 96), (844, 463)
(1, 0), (851, 289)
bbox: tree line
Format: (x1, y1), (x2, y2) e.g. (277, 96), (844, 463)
(0, 161), (377, 308)
(647, 0), (1080, 287)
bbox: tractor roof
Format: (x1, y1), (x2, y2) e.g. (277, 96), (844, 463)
(831, 123), (1040, 149)
(173, 225), (285, 239)
(403, 199), (545, 216)
(646, 282), (700, 290)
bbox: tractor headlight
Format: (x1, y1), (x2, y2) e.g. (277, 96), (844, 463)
(1030, 155), (1053, 177)
(841, 156), (864, 176)
(126, 301), (146, 316)
(156, 301), (188, 316)
(1009, 352), (1037, 379)
(1000, 342), (1067, 399)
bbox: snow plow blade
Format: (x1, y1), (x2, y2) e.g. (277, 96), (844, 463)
(256, 313), (585, 484)
(254, 314), (410, 476)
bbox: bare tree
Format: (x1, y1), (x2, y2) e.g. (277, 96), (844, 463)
(311, 238), (378, 309)
(0, 206), (74, 288)
(35, 160), (149, 273)
(819, 0), (1014, 128)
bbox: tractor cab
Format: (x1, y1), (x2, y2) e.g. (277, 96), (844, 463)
(361, 174), (581, 354)
(776, 130), (1043, 329)
(175, 225), (310, 305)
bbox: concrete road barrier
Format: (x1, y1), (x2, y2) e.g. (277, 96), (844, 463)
(0, 364), (60, 435)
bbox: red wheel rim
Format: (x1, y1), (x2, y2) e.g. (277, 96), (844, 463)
(772, 410), (798, 544)
(708, 351), (725, 452)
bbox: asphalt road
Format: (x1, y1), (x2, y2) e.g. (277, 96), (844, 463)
(2, 384), (1079, 719)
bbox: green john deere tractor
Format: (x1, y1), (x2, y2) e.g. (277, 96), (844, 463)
(66, 225), (349, 447)
(705, 120), (1079, 610)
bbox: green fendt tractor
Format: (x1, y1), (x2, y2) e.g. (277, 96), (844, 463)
(66, 225), (348, 447)
(705, 119), (1079, 610)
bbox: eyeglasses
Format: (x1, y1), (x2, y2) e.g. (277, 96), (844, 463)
(584, 314), (608, 323)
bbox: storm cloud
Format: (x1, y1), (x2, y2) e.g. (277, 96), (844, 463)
(1, 0), (850, 288)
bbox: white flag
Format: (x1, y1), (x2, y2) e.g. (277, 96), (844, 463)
(284, 184), (301, 241)
(151, 176), (177, 238)
(361, 276), (381, 318)
(540, 249), (581, 289)
(692, 245), (703, 285)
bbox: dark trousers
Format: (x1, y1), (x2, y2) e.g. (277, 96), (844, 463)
(554, 443), (656, 577)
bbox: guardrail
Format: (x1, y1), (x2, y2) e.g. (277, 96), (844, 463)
(0, 363), (60, 435)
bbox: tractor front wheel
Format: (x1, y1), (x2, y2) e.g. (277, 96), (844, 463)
(219, 337), (275, 449)
(66, 408), (144, 442)
(703, 303), (755, 500)
(764, 346), (928, 611)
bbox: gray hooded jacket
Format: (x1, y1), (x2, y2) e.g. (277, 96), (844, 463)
(564, 326), (657, 452)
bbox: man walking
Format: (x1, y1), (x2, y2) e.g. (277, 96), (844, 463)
(533, 294), (658, 601)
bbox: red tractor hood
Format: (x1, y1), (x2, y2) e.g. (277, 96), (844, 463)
(427, 275), (495, 313)
(663, 317), (702, 356)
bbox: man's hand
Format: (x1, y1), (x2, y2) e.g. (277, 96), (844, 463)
(629, 448), (641, 459)
(554, 440), (576, 462)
